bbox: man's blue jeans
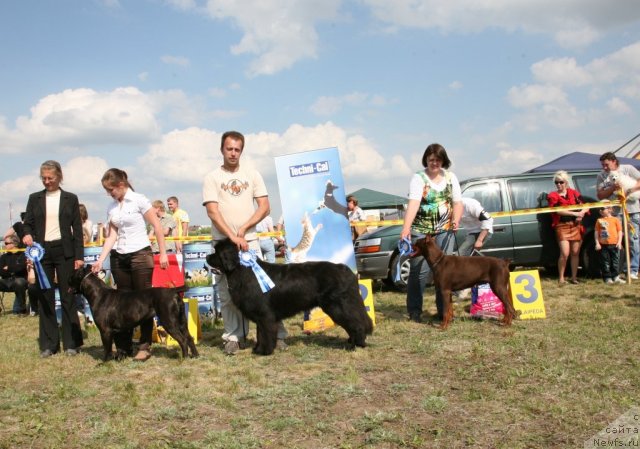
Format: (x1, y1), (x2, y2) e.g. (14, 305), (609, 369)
(406, 231), (455, 319)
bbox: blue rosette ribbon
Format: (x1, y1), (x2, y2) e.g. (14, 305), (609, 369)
(25, 243), (51, 290)
(394, 238), (413, 282)
(238, 250), (275, 293)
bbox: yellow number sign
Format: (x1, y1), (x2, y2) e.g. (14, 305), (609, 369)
(509, 270), (547, 320)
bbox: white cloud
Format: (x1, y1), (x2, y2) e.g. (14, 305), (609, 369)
(137, 127), (220, 186)
(449, 81), (463, 90)
(361, 0), (640, 49)
(208, 87), (226, 98)
(465, 146), (545, 179)
(607, 97), (632, 115)
(63, 156), (111, 194)
(507, 84), (569, 109)
(165, 0), (197, 10)
(310, 92), (389, 116)
(100, 0), (121, 8)
(309, 96), (343, 116)
(204, 0), (342, 76)
(138, 72), (149, 82)
(530, 57), (592, 86)
(161, 55), (190, 67)
(136, 122), (409, 191)
(505, 40), (640, 133)
(0, 87), (161, 154)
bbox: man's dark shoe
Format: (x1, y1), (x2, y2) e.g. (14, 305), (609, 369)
(65, 348), (81, 356)
(409, 313), (422, 323)
(40, 349), (54, 358)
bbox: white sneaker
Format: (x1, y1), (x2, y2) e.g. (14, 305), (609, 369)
(613, 277), (625, 284)
(631, 272), (638, 280)
(605, 278), (614, 284)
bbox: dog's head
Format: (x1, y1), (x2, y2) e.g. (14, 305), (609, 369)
(409, 235), (440, 259)
(206, 239), (240, 274)
(68, 265), (93, 294)
(325, 179), (340, 193)
(607, 170), (620, 184)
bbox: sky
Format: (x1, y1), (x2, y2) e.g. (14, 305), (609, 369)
(2, 0), (640, 228)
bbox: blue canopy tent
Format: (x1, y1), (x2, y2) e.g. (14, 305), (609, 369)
(526, 151), (640, 173)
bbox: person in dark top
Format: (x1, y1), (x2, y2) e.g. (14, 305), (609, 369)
(0, 233), (31, 314)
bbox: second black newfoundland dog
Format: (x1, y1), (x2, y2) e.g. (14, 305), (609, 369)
(207, 238), (373, 355)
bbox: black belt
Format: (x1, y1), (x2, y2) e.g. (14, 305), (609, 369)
(44, 239), (63, 247)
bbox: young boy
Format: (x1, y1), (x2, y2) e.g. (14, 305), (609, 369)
(594, 200), (623, 284)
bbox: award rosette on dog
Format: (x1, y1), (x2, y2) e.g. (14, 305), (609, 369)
(25, 243), (51, 289)
(239, 250), (275, 293)
(395, 238), (412, 282)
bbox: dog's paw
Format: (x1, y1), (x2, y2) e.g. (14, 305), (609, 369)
(114, 349), (132, 361)
(252, 346), (275, 356)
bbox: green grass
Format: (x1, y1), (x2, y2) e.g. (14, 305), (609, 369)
(0, 275), (638, 448)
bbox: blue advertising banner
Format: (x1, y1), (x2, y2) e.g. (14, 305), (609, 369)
(274, 147), (356, 270)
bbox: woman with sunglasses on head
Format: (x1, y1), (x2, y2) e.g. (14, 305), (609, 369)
(23, 160), (84, 357)
(547, 170), (589, 285)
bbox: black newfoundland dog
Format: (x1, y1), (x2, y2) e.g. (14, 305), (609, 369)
(69, 265), (198, 361)
(207, 238), (373, 355)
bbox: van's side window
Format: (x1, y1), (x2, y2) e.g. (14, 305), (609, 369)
(508, 177), (554, 210)
(462, 182), (502, 213)
(573, 175), (598, 202)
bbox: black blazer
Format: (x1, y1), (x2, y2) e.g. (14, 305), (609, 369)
(23, 189), (84, 261)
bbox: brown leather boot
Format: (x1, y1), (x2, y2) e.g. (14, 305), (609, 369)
(133, 344), (152, 362)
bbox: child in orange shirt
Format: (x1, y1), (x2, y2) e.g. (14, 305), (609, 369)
(594, 201), (623, 284)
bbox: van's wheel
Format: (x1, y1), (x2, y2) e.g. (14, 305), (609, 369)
(385, 252), (410, 291)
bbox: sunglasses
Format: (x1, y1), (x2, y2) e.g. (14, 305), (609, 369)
(554, 180), (565, 185)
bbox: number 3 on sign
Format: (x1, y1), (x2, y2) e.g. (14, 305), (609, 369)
(509, 270), (547, 320)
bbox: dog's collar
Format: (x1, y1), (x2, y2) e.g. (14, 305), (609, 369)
(431, 253), (445, 269)
(79, 270), (95, 289)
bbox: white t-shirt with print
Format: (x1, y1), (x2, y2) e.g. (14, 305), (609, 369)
(202, 165), (268, 241)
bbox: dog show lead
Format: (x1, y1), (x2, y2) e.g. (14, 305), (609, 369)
(22, 160), (85, 358)
(91, 168), (169, 362)
(400, 143), (462, 324)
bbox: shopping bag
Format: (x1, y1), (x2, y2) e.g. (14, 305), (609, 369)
(470, 283), (505, 319)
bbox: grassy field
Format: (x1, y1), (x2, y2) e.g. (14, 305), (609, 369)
(0, 274), (638, 449)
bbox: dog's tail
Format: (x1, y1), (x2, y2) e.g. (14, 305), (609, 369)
(502, 259), (521, 319)
(364, 314), (374, 335)
(175, 291), (189, 326)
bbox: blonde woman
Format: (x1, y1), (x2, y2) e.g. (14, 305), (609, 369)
(547, 170), (589, 284)
(23, 160), (84, 357)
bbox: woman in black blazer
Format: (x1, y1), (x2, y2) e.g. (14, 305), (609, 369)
(23, 160), (84, 357)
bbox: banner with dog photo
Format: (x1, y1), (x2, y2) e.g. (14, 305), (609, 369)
(275, 147), (365, 332)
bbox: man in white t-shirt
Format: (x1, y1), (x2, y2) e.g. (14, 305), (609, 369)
(202, 131), (287, 354)
(457, 197), (494, 256)
(597, 151), (640, 279)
